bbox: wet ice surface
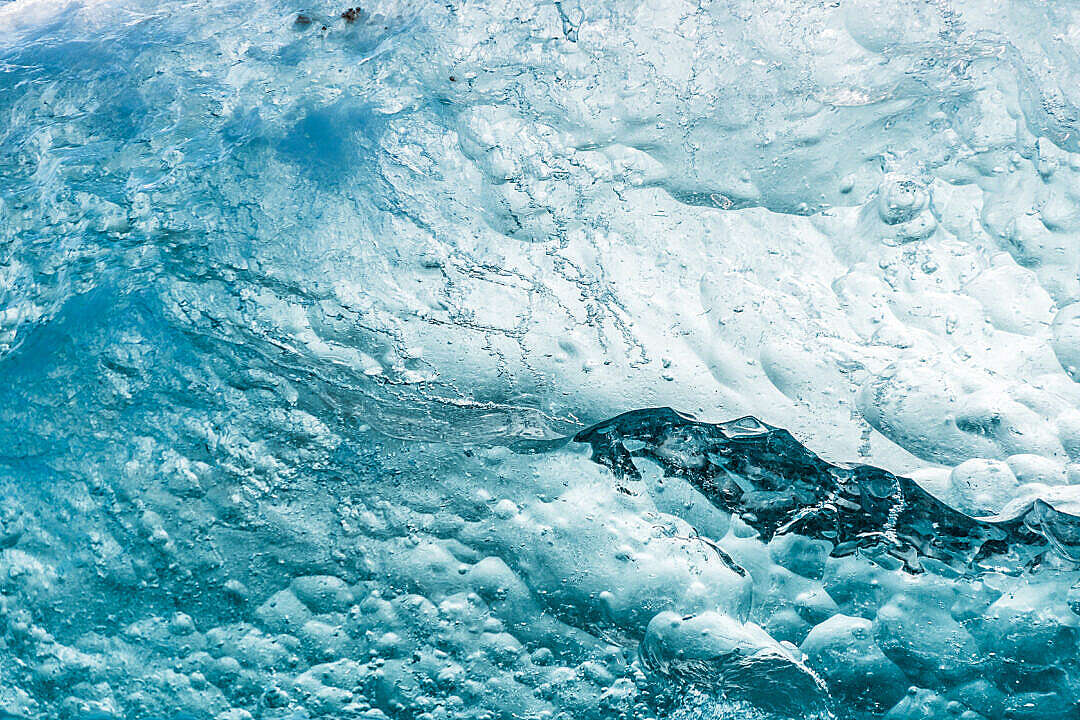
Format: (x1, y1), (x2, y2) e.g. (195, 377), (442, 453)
(6, 0), (1080, 718)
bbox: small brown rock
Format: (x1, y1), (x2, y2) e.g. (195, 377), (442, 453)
(341, 7), (365, 23)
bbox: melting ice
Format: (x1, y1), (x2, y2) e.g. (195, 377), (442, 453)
(4, 0), (1080, 718)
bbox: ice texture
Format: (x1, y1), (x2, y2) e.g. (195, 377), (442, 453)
(5, 0), (1080, 718)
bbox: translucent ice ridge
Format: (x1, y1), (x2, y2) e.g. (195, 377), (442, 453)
(566, 407), (1080, 575)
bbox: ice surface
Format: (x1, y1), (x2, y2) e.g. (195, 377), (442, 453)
(5, 0), (1080, 718)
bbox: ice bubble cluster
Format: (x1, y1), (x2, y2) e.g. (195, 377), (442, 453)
(6, 0), (1080, 718)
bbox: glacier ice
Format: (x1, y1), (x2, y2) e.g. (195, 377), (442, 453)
(6, 0), (1080, 718)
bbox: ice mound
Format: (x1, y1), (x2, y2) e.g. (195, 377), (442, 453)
(6, 0), (1080, 718)
(639, 611), (828, 715)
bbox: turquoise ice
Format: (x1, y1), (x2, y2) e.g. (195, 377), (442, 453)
(4, 0), (1080, 718)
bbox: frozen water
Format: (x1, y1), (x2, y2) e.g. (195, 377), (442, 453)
(4, 0), (1080, 718)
